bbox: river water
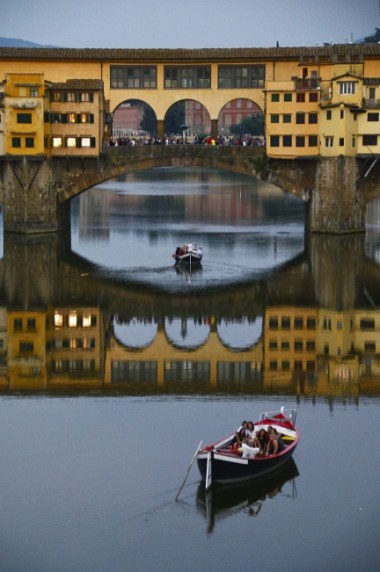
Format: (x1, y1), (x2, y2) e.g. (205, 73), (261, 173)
(0, 167), (379, 572)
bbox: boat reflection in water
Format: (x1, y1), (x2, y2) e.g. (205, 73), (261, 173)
(174, 261), (203, 284)
(196, 459), (299, 534)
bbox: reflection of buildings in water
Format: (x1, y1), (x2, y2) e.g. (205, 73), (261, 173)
(0, 307), (103, 390)
(1, 302), (380, 396)
(106, 317), (263, 388)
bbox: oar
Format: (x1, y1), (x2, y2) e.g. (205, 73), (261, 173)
(175, 440), (203, 502)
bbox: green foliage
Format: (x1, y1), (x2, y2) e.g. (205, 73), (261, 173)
(229, 114), (264, 136)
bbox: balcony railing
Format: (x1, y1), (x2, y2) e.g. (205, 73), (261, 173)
(362, 98), (380, 108)
(292, 77), (320, 90)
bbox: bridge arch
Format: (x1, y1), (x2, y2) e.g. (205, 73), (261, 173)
(112, 98), (157, 140)
(217, 97), (264, 140)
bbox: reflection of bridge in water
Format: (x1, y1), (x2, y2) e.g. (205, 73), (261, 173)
(1, 232), (380, 399)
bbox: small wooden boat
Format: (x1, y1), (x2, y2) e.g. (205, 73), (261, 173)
(196, 407), (299, 490)
(173, 243), (203, 264)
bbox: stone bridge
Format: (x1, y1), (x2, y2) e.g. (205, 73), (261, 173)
(1, 145), (379, 234)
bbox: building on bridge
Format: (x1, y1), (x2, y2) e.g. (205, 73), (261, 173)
(0, 73), (105, 157)
(265, 57), (380, 159)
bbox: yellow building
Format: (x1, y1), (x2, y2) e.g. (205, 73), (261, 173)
(7, 310), (48, 388)
(45, 79), (105, 157)
(49, 306), (103, 387)
(265, 72), (320, 158)
(263, 306), (318, 385)
(3, 72), (45, 155)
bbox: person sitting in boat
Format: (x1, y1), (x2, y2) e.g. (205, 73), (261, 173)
(255, 428), (268, 455)
(246, 421), (256, 446)
(266, 429), (285, 456)
(233, 420), (248, 451)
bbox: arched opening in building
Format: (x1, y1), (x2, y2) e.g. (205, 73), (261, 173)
(217, 98), (264, 144)
(112, 99), (157, 142)
(164, 99), (211, 141)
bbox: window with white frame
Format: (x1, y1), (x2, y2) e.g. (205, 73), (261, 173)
(338, 81), (356, 95)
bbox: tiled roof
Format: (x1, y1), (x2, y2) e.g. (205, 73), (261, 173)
(48, 79), (104, 90)
(363, 78), (380, 85)
(0, 44), (380, 61)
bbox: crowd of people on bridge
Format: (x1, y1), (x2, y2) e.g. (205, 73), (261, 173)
(104, 134), (265, 148)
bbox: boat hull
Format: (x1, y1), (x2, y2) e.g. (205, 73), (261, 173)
(174, 253), (202, 264)
(197, 442), (298, 486)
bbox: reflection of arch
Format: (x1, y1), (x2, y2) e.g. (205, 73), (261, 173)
(113, 316), (158, 349)
(112, 99), (157, 139)
(164, 317), (210, 349)
(164, 99), (211, 137)
(216, 317), (263, 350)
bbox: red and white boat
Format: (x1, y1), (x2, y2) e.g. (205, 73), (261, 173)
(173, 243), (203, 264)
(196, 407), (300, 490)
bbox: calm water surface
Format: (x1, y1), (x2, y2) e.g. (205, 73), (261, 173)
(0, 168), (380, 572)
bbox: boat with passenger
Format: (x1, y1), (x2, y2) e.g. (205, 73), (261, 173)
(196, 407), (299, 490)
(173, 243), (203, 264)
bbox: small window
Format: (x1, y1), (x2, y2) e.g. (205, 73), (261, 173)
(281, 340), (290, 350)
(339, 138), (344, 146)
(68, 312), (77, 327)
(294, 340), (303, 351)
(284, 93), (292, 102)
(308, 113), (318, 124)
(283, 135), (292, 147)
(270, 135), (280, 147)
(52, 137), (63, 148)
(54, 313), (63, 327)
(363, 135), (377, 146)
(307, 317), (316, 329)
(68, 113), (76, 123)
(296, 93), (305, 102)
(25, 137), (34, 148)
(269, 317), (278, 329)
(17, 113), (32, 124)
(27, 319), (36, 331)
(12, 137), (21, 148)
(271, 114), (280, 123)
(294, 317), (303, 329)
(296, 113), (305, 124)
(283, 114), (292, 123)
(339, 81), (356, 95)
(309, 92), (318, 102)
(282, 361), (290, 371)
(66, 92), (76, 102)
(30, 88), (39, 97)
(66, 137), (77, 147)
(326, 110), (332, 120)
(309, 135), (318, 147)
(360, 318), (375, 330)
(296, 136), (305, 147)
(14, 318), (23, 331)
(281, 317), (291, 329)
(19, 342), (34, 353)
(368, 112), (379, 122)
(271, 93), (280, 102)
(325, 136), (334, 147)
(269, 339), (278, 349)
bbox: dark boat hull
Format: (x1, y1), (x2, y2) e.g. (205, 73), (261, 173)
(174, 253), (202, 264)
(197, 442), (298, 486)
